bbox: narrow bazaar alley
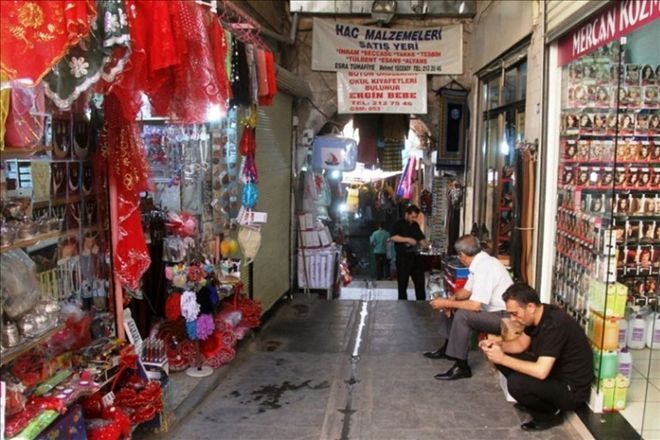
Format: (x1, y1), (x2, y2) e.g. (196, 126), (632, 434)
(163, 295), (585, 440)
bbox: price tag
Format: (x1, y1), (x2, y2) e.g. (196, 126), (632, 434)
(102, 391), (115, 407)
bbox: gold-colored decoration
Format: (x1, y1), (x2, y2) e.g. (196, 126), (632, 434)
(18, 2), (44, 29)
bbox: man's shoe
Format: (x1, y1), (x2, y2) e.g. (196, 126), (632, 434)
(520, 413), (563, 431)
(423, 348), (448, 359)
(434, 364), (472, 380)
(513, 403), (529, 412)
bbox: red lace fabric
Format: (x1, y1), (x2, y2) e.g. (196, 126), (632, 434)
(0, 0), (96, 84)
(102, 93), (151, 291)
(150, 1), (230, 123)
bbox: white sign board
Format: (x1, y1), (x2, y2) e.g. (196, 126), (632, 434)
(312, 18), (463, 74)
(337, 71), (427, 114)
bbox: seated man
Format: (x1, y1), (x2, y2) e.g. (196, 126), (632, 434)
(481, 284), (593, 431)
(425, 234), (513, 380)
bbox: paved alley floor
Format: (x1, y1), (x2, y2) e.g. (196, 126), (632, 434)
(165, 294), (585, 440)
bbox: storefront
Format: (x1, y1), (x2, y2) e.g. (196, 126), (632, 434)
(540, 0), (659, 436)
(0, 1), (298, 438)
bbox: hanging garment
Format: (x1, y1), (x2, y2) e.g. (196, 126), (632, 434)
(0, 0), (96, 85)
(354, 114), (379, 166)
(4, 82), (45, 148)
(44, 0), (131, 109)
(259, 50), (277, 106)
(255, 48), (269, 103)
(0, 72), (8, 150)
(245, 44), (259, 104)
(230, 39), (251, 107)
(102, 93), (151, 290)
(382, 141), (403, 172)
(346, 186), (359, 213)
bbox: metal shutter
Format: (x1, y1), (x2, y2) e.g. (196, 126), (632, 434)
(545, 0), (611, 43)
(253, 92), (293, 313)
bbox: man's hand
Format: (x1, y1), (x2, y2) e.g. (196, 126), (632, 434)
(478, 339), (502, 350)
(482, 343), (506, 365)
(429, 298), (446, 310)
(407, 237), (417, 246)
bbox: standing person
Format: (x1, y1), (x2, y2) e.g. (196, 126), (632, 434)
(424, 234), (513, 380)
(370, 222), (390, 280)
(481, 284), (593, 431)
(390, 205), (428, 300)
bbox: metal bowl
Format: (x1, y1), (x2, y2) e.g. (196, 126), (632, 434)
(17, 221), (38, 240)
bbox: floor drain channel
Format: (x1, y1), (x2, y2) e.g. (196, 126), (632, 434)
(339, 285), (372, 440)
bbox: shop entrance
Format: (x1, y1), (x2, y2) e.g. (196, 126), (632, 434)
(476, 59), (527, 268)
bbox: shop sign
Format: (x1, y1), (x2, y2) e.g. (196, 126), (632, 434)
(558, 0), (660, 66)
(337, 71), (427, 114)
(312, 18), (462, 74)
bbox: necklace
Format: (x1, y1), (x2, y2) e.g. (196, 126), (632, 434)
(85, 203), (95, 226)
(53, 119), (70, 159)
(74, 120), (89, 159)
(69, 164), (80, 193)
(68, 203), (81, 228)
(52, 164), (65, 196)
(82, 164), (93, 194)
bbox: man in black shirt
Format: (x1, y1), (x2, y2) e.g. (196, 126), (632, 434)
(390, 205), (428, 300)
(481, 283), (593, 431)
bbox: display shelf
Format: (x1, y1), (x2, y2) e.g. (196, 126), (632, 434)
(33, 194), (83, 209)
(0, 230), (64, 253)
(0, 146), (51, 160)
(562, 160), (660, 166)
(0, 323), (64, 367)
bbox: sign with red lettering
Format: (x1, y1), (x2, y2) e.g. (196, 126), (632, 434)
(558, 0), (660, 66)
(312, 18), (462, 74)
(337, 71), (427, 114)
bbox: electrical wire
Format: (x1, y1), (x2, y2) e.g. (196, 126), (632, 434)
(304, 96), (333, 121)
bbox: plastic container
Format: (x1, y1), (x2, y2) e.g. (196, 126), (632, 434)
(627, 314), (647, 349)
(589, 311), (620, 350)
(619, 318), (628, 349)
(617, 348), (632, 380)
(645, 313), (660, 349)
(594, 348), (619, 380)
(613, 375), (629, 411)
(601, 378), (616, 411)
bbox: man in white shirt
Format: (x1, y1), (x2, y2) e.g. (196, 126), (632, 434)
(424, 235), (513, 380)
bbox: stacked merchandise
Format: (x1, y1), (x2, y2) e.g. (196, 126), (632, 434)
(552, 39), (659, 413)
(430, 175), (451, 252)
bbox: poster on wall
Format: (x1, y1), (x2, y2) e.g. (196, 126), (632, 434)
(337, 71), (427, 114)
(312, 18), (463, 74)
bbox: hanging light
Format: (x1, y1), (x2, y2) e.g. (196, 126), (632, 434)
(206, 104), (224, 122)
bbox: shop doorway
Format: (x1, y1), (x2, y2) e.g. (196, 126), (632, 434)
(475, 59), (527, 267)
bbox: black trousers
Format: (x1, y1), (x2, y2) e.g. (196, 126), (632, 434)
(396, 254), (425, 300)
(375, 253), (388, 280)
(498, 354), (580, 420)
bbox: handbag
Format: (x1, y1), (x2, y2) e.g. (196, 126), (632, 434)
(4, 83), (45, 148)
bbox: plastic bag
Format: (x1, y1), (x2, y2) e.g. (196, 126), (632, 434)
(242, 182), (259, 208)
(238, 225), (262, 263)
(0, 250), (41, 319)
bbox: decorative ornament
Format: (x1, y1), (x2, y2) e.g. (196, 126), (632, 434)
(196, 314), (214, 340)
(180, 290), (200, 322)
(185, 320), (197, 340)
(165, 293), (182, 321)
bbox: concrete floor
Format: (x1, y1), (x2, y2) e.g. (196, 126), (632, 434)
(164, 294), (585, 440)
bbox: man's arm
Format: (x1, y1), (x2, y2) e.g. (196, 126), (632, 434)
(390, 235), (416, 245)
(454, 287), (471, 301)
(430, 297), (482, 312)
(483, 344), (556, 380)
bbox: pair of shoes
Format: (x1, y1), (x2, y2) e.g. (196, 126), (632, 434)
(520, 412), (564, 431)
(423, 348), (448, 359)
(434, 364), (472, 381)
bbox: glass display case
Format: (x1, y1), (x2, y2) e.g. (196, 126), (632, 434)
(550, 21), (659, 437)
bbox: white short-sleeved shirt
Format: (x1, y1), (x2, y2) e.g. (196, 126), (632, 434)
(464, 251), (513, 312)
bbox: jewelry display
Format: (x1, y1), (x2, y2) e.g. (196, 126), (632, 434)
(30, 161), (51, 202)
(52, 119), (71, 159)
(68, 162), (80, 193)
(51, 163), (66, 197)
(73, 119), (90, 159)
(67, 202), (81, 230)
(82, 163), (93, 195)
(84, 201), (96, 226)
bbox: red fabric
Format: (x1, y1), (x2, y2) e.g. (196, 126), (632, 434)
(102, 94), (151, 291)
(165, 292), (182, 321)
(258, 50), (277, 106)
(239, 127), (256, 156)
(0, 0), (96, 84)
